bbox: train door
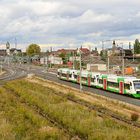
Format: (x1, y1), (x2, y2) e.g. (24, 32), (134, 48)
(88, 75), (91, 86)
(71, 72), (74, 80)
(67, 72), (69, 80)
(77, 75), (80, 83)
(119, 81), (124, 94)
(103, 78), (107, 90)
(60, 71), (62, 78)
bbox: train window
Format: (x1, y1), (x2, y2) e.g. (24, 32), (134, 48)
(91, 77), (95, 82)
(124, 83), (130, 90)
(74, 75), (77, 79)
(107, 81), (119, 88)
(57, 72), (60, 75)
(69, 74), (72, 78)
(82, 77), (87, 81)
(99, 79), (103, 84)
(62, 73), (67, 77)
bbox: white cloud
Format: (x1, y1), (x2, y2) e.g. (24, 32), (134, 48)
(80, 32), (103, 38)
(0, 0), (140, 50)
(77, 10), (113, 24)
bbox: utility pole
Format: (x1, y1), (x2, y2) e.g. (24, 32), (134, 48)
(73, 51), (75, 69)
(15, 38), (17, 49)
(102, 41), (104, 50)
(43, 55), (46, 69)
(122, 56), (124, 76)
(79, 48), (82, 92)
(107, 56), (110, 74)
(0, 65), (2, 73)
(0, 58), (2, 73)
(122, 44), (125, 76)
(46, 51), (49, 72)
(89, 45), (91, 72)
(49, 47), (52, 69)
(133, 44), (135, 62)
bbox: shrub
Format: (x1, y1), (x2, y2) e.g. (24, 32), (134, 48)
(131, 113), (139, 121)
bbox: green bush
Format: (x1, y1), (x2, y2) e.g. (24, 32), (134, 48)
(131, 113), (139, 121)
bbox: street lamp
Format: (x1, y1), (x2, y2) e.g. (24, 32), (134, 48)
(79, 47), (82, 92)
(101, 40), (112, 74)
(133, 43), (135, 62)
(120, 43), (125, 76)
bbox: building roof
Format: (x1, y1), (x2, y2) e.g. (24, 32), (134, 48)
(80, 48), (90, 53)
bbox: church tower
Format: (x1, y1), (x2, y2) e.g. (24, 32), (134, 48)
(112, 40), (116, 53)
(6, 42), (10, 55)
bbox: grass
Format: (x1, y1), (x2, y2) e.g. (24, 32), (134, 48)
(4, 79), (140, 140)
(0, 87), (69, 140)
(35, 76), (140, 121)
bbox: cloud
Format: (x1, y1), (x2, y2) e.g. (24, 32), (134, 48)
(76, 10), (113, 24)
(0, 0), (140, 50)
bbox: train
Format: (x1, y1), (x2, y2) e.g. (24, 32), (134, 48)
(57, 68), (140, 98)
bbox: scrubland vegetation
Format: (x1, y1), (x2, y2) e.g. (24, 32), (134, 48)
(0, 87), (69, 140)
(0, 79), (139, 140)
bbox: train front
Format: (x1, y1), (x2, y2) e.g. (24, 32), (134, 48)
(132, 79), (140, 98)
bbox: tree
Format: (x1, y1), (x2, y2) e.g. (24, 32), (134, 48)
(134, 39), (140, 54)
(59, 52), (65, 59)
(100, 50), (107, 61)
(59, 52), (67, 64)
(26, 44), (41, 56)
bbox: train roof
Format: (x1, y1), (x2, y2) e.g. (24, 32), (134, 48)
(103, 74), (137, 79)
(123, 76), (137, 79)
(102, 74), (138, 83)
(57, 68), (70, 72)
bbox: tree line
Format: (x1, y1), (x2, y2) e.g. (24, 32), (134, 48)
(25, 39), (140, 57)
(134, 39), (140, 54)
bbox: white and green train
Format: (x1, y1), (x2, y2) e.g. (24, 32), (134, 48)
(57, 68), (140, 98)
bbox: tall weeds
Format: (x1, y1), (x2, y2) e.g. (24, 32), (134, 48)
(4, 80), (140, 140)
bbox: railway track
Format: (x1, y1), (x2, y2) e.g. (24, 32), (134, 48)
(1, 64), (140, 138)
(34, 71), (140, 106)
(5, 76), (140, 139)
(0, 65), (81, 139)
(5, 87), (82, 140)
(2, 64), (140, 107)
(46, 87), (140, 129)
(0, 65), (27, 84)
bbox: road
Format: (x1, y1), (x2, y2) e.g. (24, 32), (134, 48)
(1, 64), (140, 107)
(0, 64), (27, 83)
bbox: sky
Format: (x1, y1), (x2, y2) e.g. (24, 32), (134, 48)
(0, 0), (140, 51)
